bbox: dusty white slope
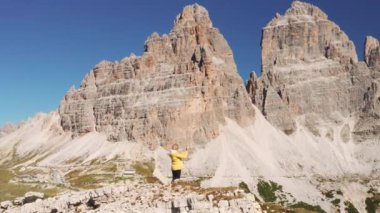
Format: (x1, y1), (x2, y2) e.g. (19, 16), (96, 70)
(0, 112), (151, 167)
(0, 107), (378, 212)
(155, 105), (379, 212)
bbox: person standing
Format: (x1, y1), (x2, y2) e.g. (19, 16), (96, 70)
(169, 143), (188, 183)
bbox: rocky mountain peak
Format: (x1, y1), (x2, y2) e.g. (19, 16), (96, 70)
(286, 1), (328, 19)
(144, 3), (222, 63)
(0, 123), (16, 137)
(263, 1), (357, 71)
(248, 1), (373, 136)
(59, 4), (254, 146)
(365, 36), (380, 69)
(173, 4), (212, 31)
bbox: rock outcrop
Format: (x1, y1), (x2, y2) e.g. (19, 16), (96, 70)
(59, 4), (254, 147)
(247, 1), (377, 142)
(3, 182), (262, 213)
(352, 36), (380, 142)
(0, 123), (16, 138)
(365, 36), (380, 69)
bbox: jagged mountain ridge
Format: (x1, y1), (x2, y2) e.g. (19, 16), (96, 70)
(58, 3), (254, 148)
(0, 1), (379, 212)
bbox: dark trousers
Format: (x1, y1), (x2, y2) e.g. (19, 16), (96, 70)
(172, 170), (181, 182)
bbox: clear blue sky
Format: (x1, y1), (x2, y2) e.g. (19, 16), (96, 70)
(0, 0), (379, 126)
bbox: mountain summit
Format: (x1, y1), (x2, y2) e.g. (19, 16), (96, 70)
(247, 1), (379, 143)
(58, 4), (254, 147)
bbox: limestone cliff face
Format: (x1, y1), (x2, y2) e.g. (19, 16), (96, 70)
(365, 36), (380, 69)
(59, 4), (255, 147)
(247, 1), (378, 142)
(353, 36), (380, 142)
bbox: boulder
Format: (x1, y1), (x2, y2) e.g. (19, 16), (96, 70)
(23, 192), (44, 204)
(13, 197), (24, 206)
(0, 201), (12, 209)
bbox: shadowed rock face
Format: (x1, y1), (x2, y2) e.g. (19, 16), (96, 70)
(247, 1), (379, 141)
(59, 4), (255, 147)
(353, 36), (380, 142)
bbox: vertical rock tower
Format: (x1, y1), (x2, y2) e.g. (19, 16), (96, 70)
(59, 4), (255, 147)
(247, 1), (377, 140)
(355, 36), (380, 141)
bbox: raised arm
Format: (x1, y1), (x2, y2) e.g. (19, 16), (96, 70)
(175, 151), (188, 159)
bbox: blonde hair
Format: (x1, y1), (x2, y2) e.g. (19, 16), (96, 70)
(172, 143), (179, 150)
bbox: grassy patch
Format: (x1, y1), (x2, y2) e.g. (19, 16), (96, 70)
(65, 170), (115, 189)
(344, 201), (359, 213)
(289, 202), (326, 213)
(64, 156), (83, 164)
(0, 167), (62, 202)
(257, 179), (282, 202)
(68, 174), (101, 189)
(3, 152), (39, 167)
(239, 182), (250, 193)
(13, 167), (44, 177)
(193, 177), (210, 187)
(65, 169), (81, 179)
(0, 167), (13, 182)
(201, 187), (240, 203)
(101, 162), (117, 173)
(145, 177), (161, 184)
(112, 176), (133, 183)
(170, 181), (240, 203)
(131, 160), (155, 177)
(260, 203), (288, 212)
(261, 202), (324, 213)
(64, 167), (131, 189)
(172, 180), (202, 189)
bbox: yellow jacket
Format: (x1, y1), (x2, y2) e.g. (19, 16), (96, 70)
(170, 150), (188, 171)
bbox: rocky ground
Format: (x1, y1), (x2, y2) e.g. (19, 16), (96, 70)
(1, 179), (263, 213)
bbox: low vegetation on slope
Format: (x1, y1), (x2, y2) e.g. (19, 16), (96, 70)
(366, 187), (380, 213)
(256, 179), (327, 213)
(344, 201), (359, 213)
(257, 179), (282, 202)
(0, 167), (62, 202)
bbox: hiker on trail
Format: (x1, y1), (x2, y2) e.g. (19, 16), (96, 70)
(169, 143), (188, 183)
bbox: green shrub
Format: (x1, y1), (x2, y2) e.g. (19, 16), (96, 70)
(323, 190), (334, 199)
(365, 196), (380, 213)
(344, 201), (359, 213)
(368, 187), (378, 195)
(331, 198), (340, 206)
(257, 180), (282, 202)
(238, 182), (250, 193)
(283, 129), (294, 135)
(289, 201), (326, 213)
